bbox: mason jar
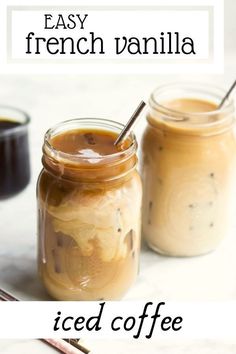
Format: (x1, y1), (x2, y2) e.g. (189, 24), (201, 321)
(141, 83), (236, 256)
(37, 118), (142, 300)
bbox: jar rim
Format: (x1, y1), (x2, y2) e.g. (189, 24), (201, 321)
(44, 117), (137, 164)
(149, 82), (234, 127)
(0, 105), (30, 138)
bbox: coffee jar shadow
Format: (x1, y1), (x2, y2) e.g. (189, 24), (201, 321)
(1, 254), (51, 301)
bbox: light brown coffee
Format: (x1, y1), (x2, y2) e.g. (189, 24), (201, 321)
(142, 97), (236, 256)
(38, 127), (142, 300)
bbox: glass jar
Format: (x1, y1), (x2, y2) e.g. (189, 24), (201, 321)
(141, 83), (236, 256)
(37, 118), (142, 300)
(0, 106), (30, 199)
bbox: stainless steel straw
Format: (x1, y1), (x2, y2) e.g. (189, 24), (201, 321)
(218, 79), (236, 109)
(114, 100), (146, 146)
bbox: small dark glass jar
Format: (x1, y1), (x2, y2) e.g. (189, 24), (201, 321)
(0, 106), (30, 199)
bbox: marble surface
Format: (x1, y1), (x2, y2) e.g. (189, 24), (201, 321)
(1, 6), (236, 349)
(0, 339), (236, 354)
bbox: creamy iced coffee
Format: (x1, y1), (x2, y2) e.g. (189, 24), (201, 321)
(37, 119), (142, 300)
(141, 84), (236, 256)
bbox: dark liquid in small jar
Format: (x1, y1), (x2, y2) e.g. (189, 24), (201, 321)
(0, 119), (30, 199)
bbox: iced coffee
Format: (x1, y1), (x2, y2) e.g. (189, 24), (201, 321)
(141, 83), (236, 256)
(37, 118), (142, 300)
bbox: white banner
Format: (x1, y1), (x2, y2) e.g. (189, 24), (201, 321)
(0, 0), (224, 74)
(0, 301), (235, 339)
(9, 9), (208, 60)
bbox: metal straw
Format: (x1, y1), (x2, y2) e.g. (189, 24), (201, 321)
(0, 288), (19, 301)
(0, 288), (90, 354)
(43, 339), (87, 354)
(218, 79), (236, 109)
(114, 100), (146, 146)
(64, 339), (90, 354)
